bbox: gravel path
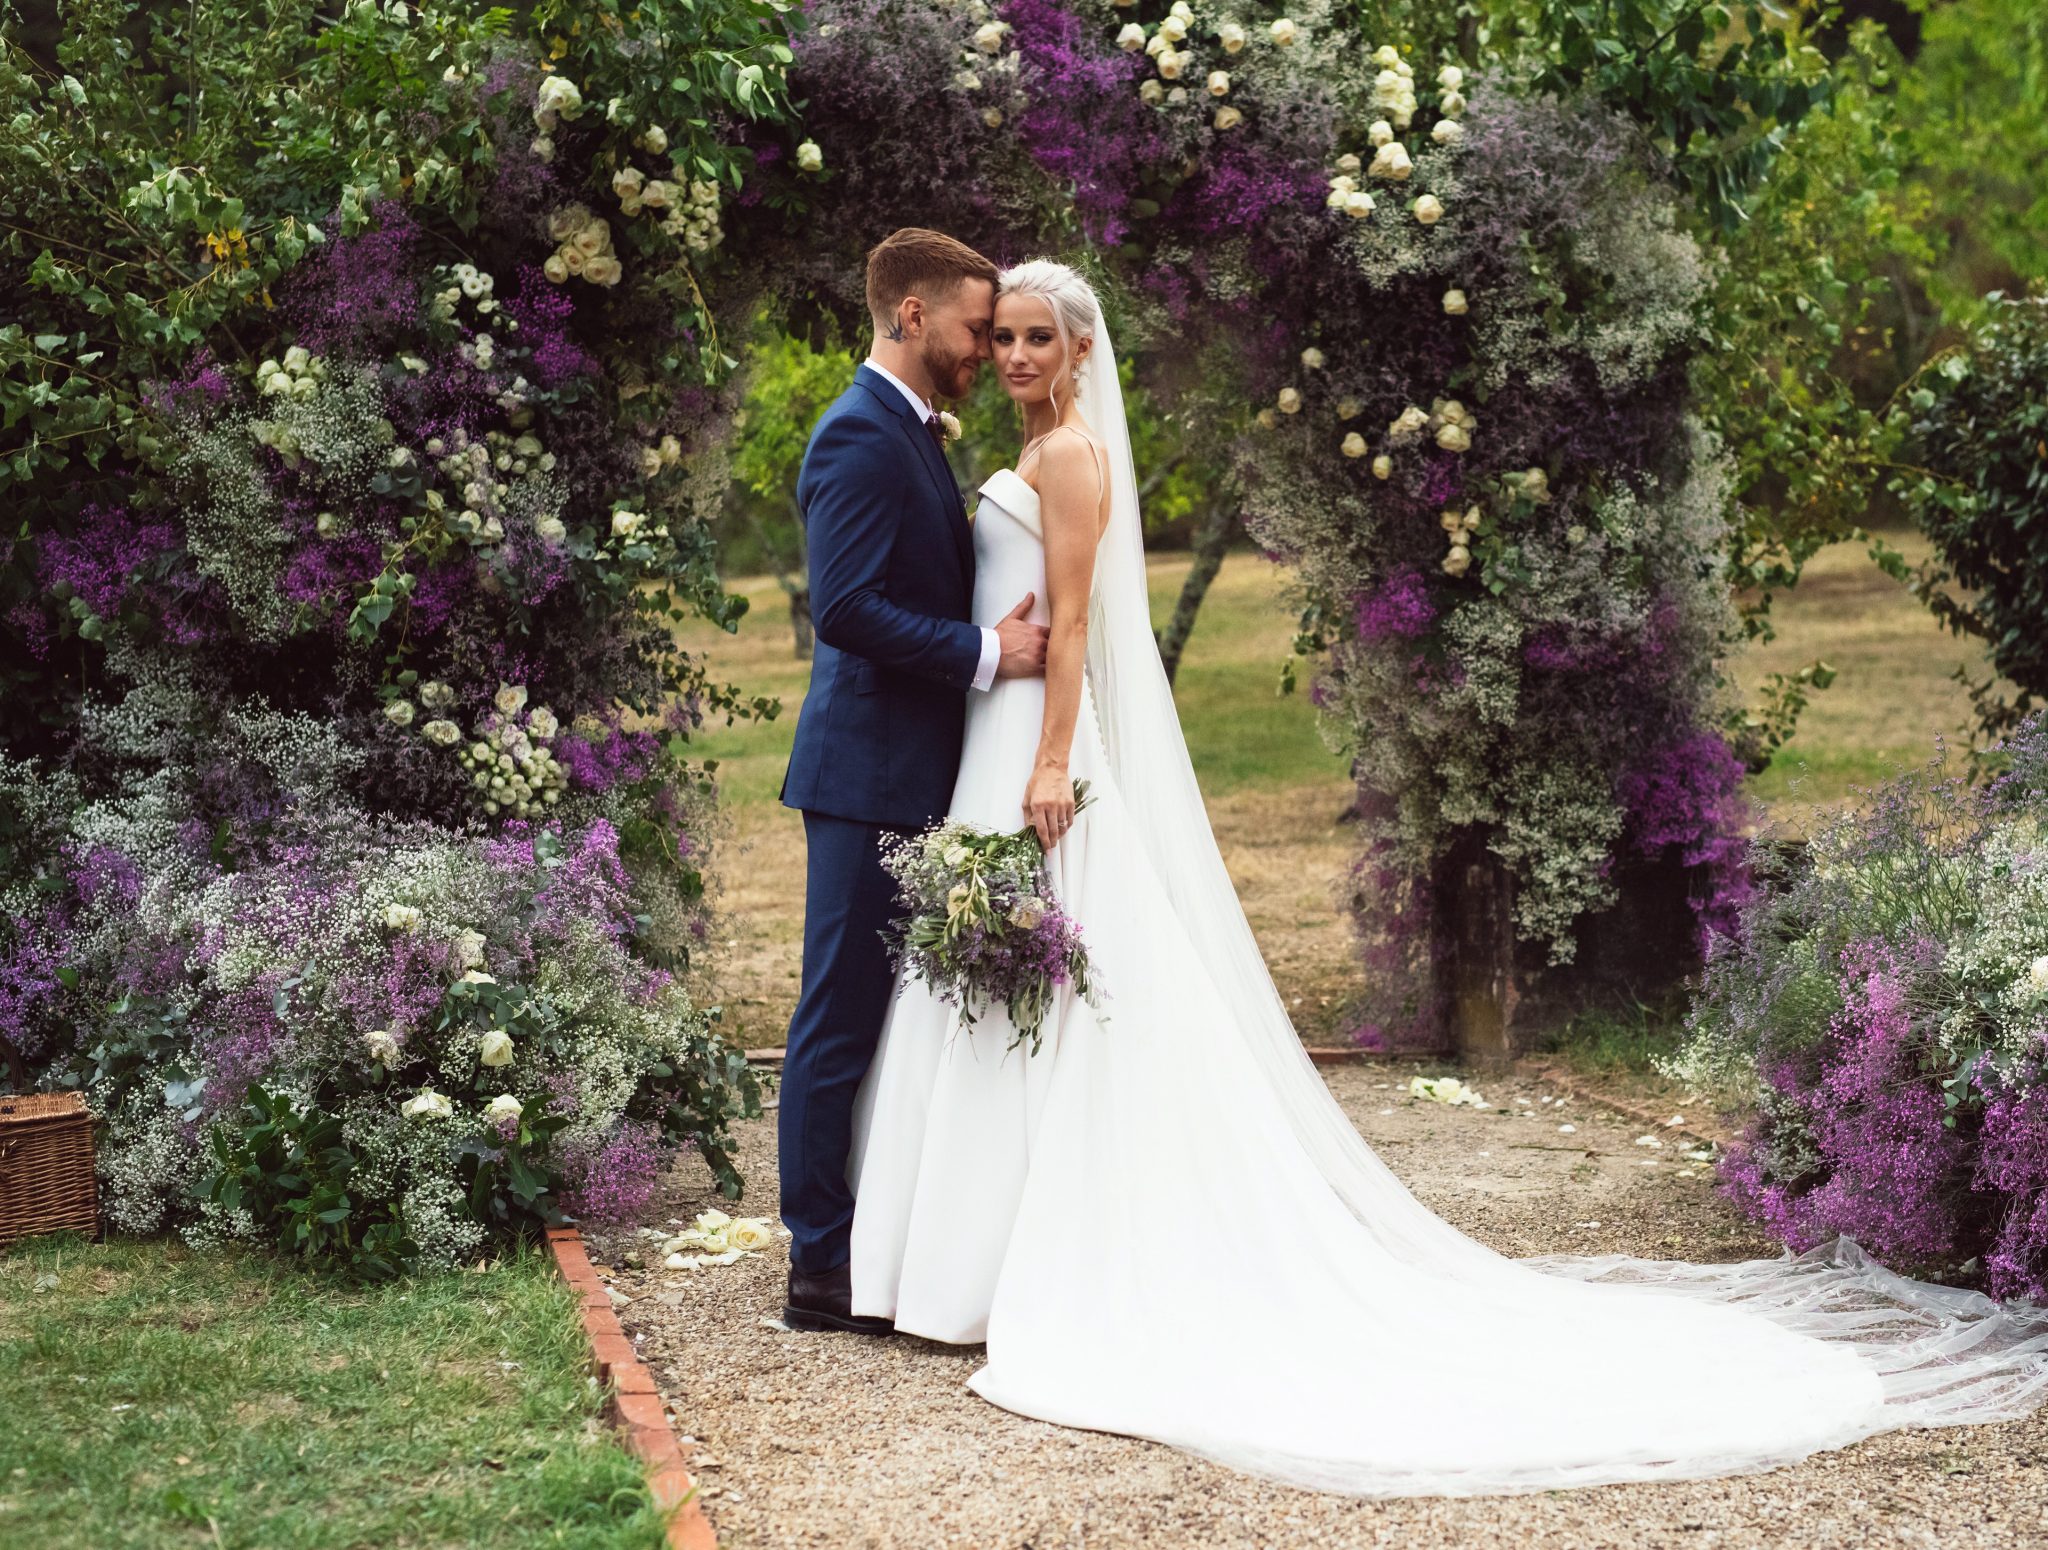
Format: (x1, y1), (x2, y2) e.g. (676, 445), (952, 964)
(586, 1063), (2048, 1549)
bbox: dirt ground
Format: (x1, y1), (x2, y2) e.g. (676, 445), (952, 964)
(586, 1066), (2048, 1550)
(706, 774), (1361, 1051)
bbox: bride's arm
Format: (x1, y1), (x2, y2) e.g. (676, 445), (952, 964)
(1024, 430), (1103, 850)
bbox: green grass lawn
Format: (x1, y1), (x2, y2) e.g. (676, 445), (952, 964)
(0, 1237), (667, 1550)
(681, 551), (1337, 811)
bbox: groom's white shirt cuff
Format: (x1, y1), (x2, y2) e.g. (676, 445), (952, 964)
(866, 357), (1001, 694)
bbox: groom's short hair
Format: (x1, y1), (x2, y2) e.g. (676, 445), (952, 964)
(866, 229), (998, 325)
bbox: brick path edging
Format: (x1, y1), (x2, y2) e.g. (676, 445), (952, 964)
(545, 1225), (718, 1550)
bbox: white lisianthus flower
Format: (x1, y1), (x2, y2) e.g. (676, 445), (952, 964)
(402, 1089), (453, 1120)
(1269, 18), (1297, 45)
(1214, 106), (1244, 129)
(1413, 193), (1445, 225)
(384, 903), (423, 933)
(486, 1093), (523, 1124)
(385, 699), (415, 728)
(611, 510), (645, 538)
(1009, 898), (1046, 930)
(1368, 142), (1412, 181)
(478, 1029), (515, 1067)
(1117, 22), (1145, 50)
(795, 140), (824, 173)
(1207, 70), (1230, 97)
(973, 20), (1006, 52)
(1300, 347), (1325, 370)
(728, 1219), (776, 1252)
(534, 75), (583, 125)
(1371, 454), (1392, 480)
(1438, 64), (1464, 90)
(1276, 386), (1302, 414)
(1341, 432), (1367, 459)
(1432, 119), (1464, 146)
(1442, 288), (1468, 315)
(943, 844), (971, 868)
(364, 1028), (401, 1063)
(1219, 22), (1246, 53)
(1344, 190), (1374, 219)
(495, 682), (529, 715)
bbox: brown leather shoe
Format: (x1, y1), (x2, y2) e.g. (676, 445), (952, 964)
(783, 1263), (894, 1335)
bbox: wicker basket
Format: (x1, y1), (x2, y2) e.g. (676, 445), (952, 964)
(0, 1037), (99, 1250)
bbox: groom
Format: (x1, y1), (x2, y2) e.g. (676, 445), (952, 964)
(777, 229), (1048, 1333)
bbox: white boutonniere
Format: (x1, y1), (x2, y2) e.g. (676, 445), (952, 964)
(938, 410), (962, 443)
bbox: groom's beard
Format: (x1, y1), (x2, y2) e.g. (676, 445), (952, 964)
(921, 340), (980, 402)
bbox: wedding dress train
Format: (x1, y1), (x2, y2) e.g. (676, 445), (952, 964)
(845, 320), (2048, 1498)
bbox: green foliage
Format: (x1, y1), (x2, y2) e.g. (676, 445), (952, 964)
(1894, 294), (2048, 739)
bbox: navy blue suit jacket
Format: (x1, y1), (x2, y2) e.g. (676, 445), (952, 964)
(780, 364), (982, 829)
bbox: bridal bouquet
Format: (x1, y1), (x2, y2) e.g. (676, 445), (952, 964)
(879, 785), (1102, 1055)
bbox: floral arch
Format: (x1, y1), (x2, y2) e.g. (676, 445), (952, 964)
(0, 0), (1802, 1269)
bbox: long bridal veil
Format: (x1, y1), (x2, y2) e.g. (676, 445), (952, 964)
(1071, 301), (2048, 1490)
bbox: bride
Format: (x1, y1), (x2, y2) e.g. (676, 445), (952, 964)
(844, 259), (2048, 1496)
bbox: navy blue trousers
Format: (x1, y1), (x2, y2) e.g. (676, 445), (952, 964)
(780, 811), (908, 1275)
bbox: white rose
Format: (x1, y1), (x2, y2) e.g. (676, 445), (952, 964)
(582, 254), (622, 287)
(1344, 190), (1374, 219)
(494, 682), (528, 716)
(1442, 545), (1472, 577)
(1438, 64), (1464, 90)
(611, 510), (645, 538)
(982, 107), (1003, 129)
(1116, 22), (1145, 50)
(383, 903), (423, 933)
(728, 1219), (776, 1252)
(1300, 347), (1325, 370)
(1389, 405), (1430, 438)
(1371, 454), (1392, 480)
(1413, 193), (1445, 225)
(1440, 90), (1467, 117)
(640, 446), (664, 478)
(423, 719), (462, 747)
(1368, 142), (1412, 181)
(543, 253), (570, 284)
(534, 74), (583, 124)
(385, 699), (415, 728)
(795, 140), (824, 173)
(1432, 119), (1464, 146)
(526, 707), (559, 740)
(640, 125), (668, 154)
(972, 21), (1006, 53)
(2029, 954), (2048, 994)
(1269, 18), (1297, 46)
(1442, 288), (1468, 315)
(1372, 44), (1402, 68)
(639, 179), (674, 210)
(452, 928), (486, 969)
(461, 969), (496, 986)
(1207, 69), (1230, 97)
(478, 1029), (515, 1067)
(1157, 50), (1186, 80)
(1276, 386), (1302, 415)
(486, 1093), (523, 1123)
(283, 345), (311, 374)
(1219, 22), (1246, 53)
(697, 1209), (732, 1232)
(1159, 15), (1187, 42)
(1214, 105), (1243, 130)
(1436, 422), (1472, 453)
(402, 1089), (453, 1119)
(572, 220), (610, 259)
(1341, 432), (1367, 459)
(612, 166), (645, 200)
(1325, 187), (1351, 210)
(938, 410), (962, 442)
(1139, 79), (1165, 105)
(364, 1029), (401, 1063)
(1335, 397), (1362, 420)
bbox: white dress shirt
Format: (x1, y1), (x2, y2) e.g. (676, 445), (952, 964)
(864, 358), (1001, 693)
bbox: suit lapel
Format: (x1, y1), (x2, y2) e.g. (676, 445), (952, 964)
(855, 368), (974, 585)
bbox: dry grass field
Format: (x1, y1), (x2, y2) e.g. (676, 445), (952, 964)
(679, 530), (1990, 1050)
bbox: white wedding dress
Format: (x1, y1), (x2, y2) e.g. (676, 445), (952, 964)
(845, 313), (2048, 1497)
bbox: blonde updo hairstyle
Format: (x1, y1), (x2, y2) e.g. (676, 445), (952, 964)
(996, 259), (1101, 419)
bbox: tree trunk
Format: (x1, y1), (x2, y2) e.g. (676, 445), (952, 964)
(787, 584), (814, 658)
(1156, 501), (1239, 687)
(1432, 833), (1519, 1068)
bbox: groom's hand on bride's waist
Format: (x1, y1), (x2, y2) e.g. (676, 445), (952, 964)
(995, 592), (1049, 679)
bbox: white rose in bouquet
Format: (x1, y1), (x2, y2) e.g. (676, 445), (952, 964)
(1276, 386), (1302, 414)
(1436, 422), (1472, 453)
(1368, 120), (1393, 148)
(2029, 954), (2048, 995)
(422, 719), (462, 747)
(495, 682), (529, 715)
(478, 1029), (515, 1067)
(383, 903), (423, 933)
(364, 1029), (401, 1064)
(534, 75), (583, 126)
(1371, 454), (1392, 480)
(461, 969), (496, 986)
(1139, 79), (1165, 105)
(973, 21), (1006, 52)
(1442, 288), (1468, 315)
(1368, 142), (1412, 181)
(486, 1093), (523, 1124)
(611, 510), (645, 538)
(1412, 193), (1445, 225)
(1117, 23), (1145, 50)
(1300, 347), (1325, 370)
(1207, 70), (1230, 97)
(452, 928), (487, 969)
(1432, 119), (1464, 146)
(1438, 64), (1464, 90)
(1159, 14), (1187, 42)
(402, 1089), (453, 1119)
(1219, 22), (1246, 53)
